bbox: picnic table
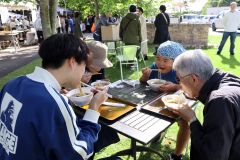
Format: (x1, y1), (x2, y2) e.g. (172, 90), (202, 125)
(0, 31), (22, 52)
(74, 80), (197, 160)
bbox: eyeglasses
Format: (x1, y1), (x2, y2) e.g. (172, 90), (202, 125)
(176, 74), (193, 83)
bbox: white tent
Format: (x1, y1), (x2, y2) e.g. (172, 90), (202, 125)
(0, 2), (36, 11)
(0, 2), (37, 23)
(0, 7), (9, 23)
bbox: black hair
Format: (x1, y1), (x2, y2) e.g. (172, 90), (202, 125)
(129, 5), (137, 12)
(38, 34), (89, 69)
(160, 5), (166, 12)
(74, 12), (80, 18)
(137, 7), (144, 13)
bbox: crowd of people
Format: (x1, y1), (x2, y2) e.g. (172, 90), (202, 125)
(4, 16), (31, 30)
(1, 2), (240, 160)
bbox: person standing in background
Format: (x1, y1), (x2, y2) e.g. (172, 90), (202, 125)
(68, 16), (74, 34)
(120, 5), (141, 46)
(137, 7), (148, 60)
(60, 15), (66, 33)
(93, 13), (116, 42)
(33, 14), (44, 44)
(22, 17), (30, 29)
(86, 15), (92, 33)
(56, 15), (61, 33)
(0, 15), (2, 27)
(153, 5), (170, 54)
(65, 15), (69, 33)
(217, 1), (240, 56)
(74, 12), (83, 39)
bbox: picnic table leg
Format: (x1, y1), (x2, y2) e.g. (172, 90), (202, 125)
(108, 138), (137, 159)
(108, 138), (164, 160)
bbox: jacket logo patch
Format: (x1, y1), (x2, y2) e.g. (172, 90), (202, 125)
(0, 92), (22, 155)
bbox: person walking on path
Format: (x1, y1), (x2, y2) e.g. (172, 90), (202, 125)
(153, 5), (170, 54)
(120, 5), (142, 46)
(217, 1), (240, 56)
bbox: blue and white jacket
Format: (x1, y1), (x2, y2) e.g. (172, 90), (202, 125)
(0, 67), (101, 160)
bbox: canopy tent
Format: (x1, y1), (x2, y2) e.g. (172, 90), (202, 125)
(2, 4), (30, 11)
(0, 2), (36, 11)
(57, 6), (73, 15)
(0, 7), (9, 23)
(0, 2), (36, 23)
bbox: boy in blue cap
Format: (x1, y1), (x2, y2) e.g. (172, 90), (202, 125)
(140, 41), (188, 160)
(140, 40), (184, 92)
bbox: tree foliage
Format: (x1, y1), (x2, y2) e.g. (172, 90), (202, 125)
(59, 0), (168, 17)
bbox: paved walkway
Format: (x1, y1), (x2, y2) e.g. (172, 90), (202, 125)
(0, 33), (94, 79)
(0, 45), (39, 78)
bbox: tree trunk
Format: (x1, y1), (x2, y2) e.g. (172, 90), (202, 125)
(39, 0), (57, 39)
(49, 0), (58, 35)
(94, 0), (100, 20)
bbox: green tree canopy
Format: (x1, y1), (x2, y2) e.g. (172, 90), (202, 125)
(59, 0), (168, 18)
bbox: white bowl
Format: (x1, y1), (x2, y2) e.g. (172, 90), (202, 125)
(147, 79), (166, 91)
(66, 87), (93, 106)
(91, 80), (111, 90)
(161, 94), (186, 109)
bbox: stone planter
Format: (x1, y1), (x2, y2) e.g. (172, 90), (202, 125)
(147, 23), (209, 48)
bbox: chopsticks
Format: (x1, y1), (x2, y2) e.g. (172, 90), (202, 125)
(151, 69), (161, 71)
(150, 69), (161, 79)
(81, 82), (113, 98)
(79, 85), (85, 95)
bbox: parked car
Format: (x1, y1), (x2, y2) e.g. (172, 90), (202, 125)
(211, 11), (225, 31)
(181, 14), (200, 23)
(202, 15), (217, 24)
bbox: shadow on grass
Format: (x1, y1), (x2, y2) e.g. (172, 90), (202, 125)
(138, 141), (190, 160)
(218, 54), (240, 69)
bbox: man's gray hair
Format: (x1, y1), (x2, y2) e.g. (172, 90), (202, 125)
(231, 1), (237, 6)
(173, 49), (215, 81)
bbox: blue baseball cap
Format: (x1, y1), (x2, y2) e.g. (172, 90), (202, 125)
(157, 41), (185, 60)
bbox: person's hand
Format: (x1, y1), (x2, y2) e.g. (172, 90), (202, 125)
(168, 103), (195, 122)
(140, 68), (152, 82)
(142, 68), (152, 77)
(89, 88), (108, 111)
(60, 87), (69, 95)
(159, 82), (180, 93)
(81, 73), (92, 83)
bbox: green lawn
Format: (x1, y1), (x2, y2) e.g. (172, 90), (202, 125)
(0, 34), (240, 160)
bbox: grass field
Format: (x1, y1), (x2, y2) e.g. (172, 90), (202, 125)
(0, 34), (240, 160)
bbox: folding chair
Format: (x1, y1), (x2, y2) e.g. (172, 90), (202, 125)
(116, 45), (140, 80)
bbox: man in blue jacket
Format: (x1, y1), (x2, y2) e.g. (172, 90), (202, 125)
(0, 34), (108, 160)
